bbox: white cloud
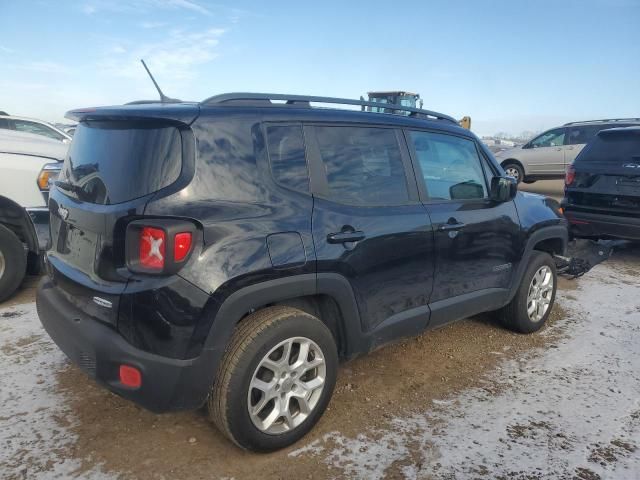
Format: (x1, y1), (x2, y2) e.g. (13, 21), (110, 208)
(80, 0), (211, 16)
(97, 28), (225, 85)
(0, 45), (15, 54)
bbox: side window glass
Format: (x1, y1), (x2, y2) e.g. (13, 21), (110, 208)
(314, 126), (409, 206)
(266, 125), (309, 192)
(530, 128), (565, 148)
(14, 120), (63, 141)
(409, 131), (488, 201)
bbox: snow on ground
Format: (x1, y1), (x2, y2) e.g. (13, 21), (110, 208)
(291, 262), (640, 479)
(0, 303), (112, 479)
(1, 259), (638, 479)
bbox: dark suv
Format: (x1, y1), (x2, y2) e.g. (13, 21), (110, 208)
(563, 126), (640, 240)
(37, 94), (568, 451)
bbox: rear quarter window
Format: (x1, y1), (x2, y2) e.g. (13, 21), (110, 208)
(266, 125), (309, 192)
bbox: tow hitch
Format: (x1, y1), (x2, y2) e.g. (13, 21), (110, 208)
(554, 239), (620, 279)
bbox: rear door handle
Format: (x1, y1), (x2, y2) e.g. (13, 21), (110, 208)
(439, 222), (465, 231)
(327, 231), (366, 244)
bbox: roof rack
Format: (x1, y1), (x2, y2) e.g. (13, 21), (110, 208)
(200, 92), (458, 124)
(564, 118), (640, 126)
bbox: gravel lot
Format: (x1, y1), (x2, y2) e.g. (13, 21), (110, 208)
(1, 182), (639, 479)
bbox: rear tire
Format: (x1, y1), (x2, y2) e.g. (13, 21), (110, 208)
(499, 251), (557, 333)
(208, 306), (338, 452)
(0, 224), (27, 303)
(502, 162), (524, 184)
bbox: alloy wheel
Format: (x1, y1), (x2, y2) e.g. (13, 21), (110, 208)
(248, 337), (326, 435)
(527, 265), (554, 322)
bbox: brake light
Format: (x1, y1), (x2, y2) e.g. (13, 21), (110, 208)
(174, 232), (192, 262)
(140, 227), (165, 270)
(565, 164), (576, 186)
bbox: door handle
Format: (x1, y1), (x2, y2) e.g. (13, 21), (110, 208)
(439, 222), (465, 231)
(327, 230), (366, 244)
(555, 147), (562, 151)
(566, 146), (574, 150)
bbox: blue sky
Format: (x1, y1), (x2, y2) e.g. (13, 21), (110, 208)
(1, 0), (639, 135)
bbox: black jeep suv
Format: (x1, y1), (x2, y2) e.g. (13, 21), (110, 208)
(563, 126), (640, 241)
(37, 93), (568, 451)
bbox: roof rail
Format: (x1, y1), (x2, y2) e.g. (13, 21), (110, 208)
(200, 92), (458, 124)
(564, 118), (640, 126)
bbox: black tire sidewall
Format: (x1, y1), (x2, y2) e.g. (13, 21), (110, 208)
(0, 225), (27, 303)
(513, 251), (557, 333)
(225, 314), (338, 452)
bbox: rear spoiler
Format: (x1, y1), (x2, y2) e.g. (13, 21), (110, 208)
(65, 103), (200, 125)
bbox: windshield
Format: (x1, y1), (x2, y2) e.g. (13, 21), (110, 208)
(59, 121), (182, 205)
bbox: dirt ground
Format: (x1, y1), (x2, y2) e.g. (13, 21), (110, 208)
(1, 181), (639, 479)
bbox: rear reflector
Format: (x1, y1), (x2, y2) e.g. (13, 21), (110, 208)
(565, 164), (576, 186)
(119, 365), (142, 388)
(174, 232), (192, 262)
(140, 227), (165, 270)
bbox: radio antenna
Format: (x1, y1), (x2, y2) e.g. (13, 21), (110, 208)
(140, 59), (177, 103)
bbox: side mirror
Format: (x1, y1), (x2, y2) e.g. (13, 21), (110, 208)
(490, 176), (517, 202)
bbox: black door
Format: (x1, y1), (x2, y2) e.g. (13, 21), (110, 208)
(405, 129), (521, 326)
(306, 125), (435, 336)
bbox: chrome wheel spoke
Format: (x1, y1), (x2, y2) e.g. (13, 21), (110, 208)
(260, 402), (282, 431)
(291, 340), (310, 370)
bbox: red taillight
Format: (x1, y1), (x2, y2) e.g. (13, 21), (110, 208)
(565, 164), (576, 186)
(139, 227), (165, 270)
(119, 365), (142, 388)
(173, 232), (192, 262)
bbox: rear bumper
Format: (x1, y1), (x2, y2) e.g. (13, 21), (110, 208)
(563, 208), (640, 241)
(36, 276), (219, 413)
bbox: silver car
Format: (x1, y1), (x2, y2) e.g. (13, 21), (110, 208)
(495, 118), (640, 183)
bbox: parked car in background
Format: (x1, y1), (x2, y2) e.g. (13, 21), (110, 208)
(0, 113), (72, 143)
(0, 130), (65, 301)
(562, 126), (640, 241)
(495, 119), (640, 184)
(37, 93), (567, 452)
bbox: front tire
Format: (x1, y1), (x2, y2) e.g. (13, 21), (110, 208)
(502, 162), (524, 184)
(499, 251), (557, 333)
(208, 306), (338, 452)
(0, 224), (27, 303)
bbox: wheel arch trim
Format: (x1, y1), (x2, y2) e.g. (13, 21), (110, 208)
(202, 273), (363, 357)
(507, 225), (567, 302)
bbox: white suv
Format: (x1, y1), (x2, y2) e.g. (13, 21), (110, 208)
(0, 114), (72, 143)
(0, 130), (66, 301)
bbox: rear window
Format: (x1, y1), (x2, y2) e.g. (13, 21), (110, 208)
(576, 129), (640, 164)
(61, 121), (182, 204)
